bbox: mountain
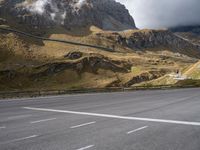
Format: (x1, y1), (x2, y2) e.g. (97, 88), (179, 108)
(0, 0), (136, 31)
(170, 25), (200, 35)
(170, 25), (200, 46)
(0, 0), (200, 91)
(96, 29), (200, 58)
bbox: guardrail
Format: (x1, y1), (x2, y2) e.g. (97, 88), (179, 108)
(0, 27), (114, 52)
(0, 85), (198, 99)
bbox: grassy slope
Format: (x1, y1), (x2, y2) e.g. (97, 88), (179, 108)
(183, 61), (200, 79)
(0, 25), (199, 91)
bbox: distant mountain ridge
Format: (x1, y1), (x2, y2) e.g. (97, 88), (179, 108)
(170, 25), (200, 46)
(170, 25), (200, 35)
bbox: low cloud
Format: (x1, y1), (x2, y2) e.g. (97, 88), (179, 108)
(117, 0), (200, 29)
(26, 0), (87, 15)
(27, 0), (52, 14)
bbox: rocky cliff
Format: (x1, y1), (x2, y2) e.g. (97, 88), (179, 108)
(95, 29), (200, 58)
(0, 0), (136, 31)
(170, 25), (200, 46)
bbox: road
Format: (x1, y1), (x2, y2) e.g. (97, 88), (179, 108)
(0, 88), (200, 150)
(0, 27), (113, 52)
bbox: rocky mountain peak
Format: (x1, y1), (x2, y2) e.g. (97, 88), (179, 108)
(0, 0), (136, 31)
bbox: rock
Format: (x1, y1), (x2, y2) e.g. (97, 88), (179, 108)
(33, 55), (129, 77)
(0, 70), (17, 80)
(97, 29), (200, 58)
(0, 18), (6, 25)
(64, 52), (83, 60)
(124, 71), (166, 87)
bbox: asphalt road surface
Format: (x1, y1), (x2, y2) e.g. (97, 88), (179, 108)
(0, 88), (200, 150)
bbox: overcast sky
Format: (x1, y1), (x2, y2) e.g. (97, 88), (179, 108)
(117, 0), (200, 29)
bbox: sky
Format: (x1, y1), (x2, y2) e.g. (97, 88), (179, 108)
(117, 0), (200, 29)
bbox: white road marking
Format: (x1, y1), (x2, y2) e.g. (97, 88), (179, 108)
(7, 114), (32, 120)
(127, 126), (148, 134)
(3, 135), (38, 144)
(70, 122), (96, 129)
(24, 107), (200, 126)
(76, 145), (94, 150)
(30, 118), (56, 124)
(0, 126), (6, 129)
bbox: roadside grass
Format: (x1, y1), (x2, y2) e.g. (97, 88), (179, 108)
(175, 79), (200, 87)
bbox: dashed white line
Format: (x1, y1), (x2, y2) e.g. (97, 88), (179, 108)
(24, 107), (200, 126)
(30, 118), (56, 124)
(70, 122), (96, 129)
(76, 145), (94, 150)
(127, 126), (148, 134)
(7, 114), (32, 120)
(1, 135), (38, 144)
(0, 126), (6, 129)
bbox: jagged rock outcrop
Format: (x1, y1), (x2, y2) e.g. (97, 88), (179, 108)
(0, 0), (136, 31)
(0, 70), (17, 80)
(96, 29), (200, 58)
(123, 71), (166, 87)
(34, 55), (130, 77)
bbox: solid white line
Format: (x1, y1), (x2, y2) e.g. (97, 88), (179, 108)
(70, 122), (96, 129)
(24, 107), (200, 126)
(76, 145), (94, 150)
(6, 135), (38, 144)
(30, 118), (56, 124)
(7, 114), (32, 120)
(127, 126), (148, 134)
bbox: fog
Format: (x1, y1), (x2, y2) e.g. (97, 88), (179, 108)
(117, 0), (200, 29)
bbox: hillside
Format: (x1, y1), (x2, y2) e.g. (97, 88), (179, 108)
(0, 0), (200, 91)
(184, 61), (200, 79)
(1, 25), (199, 91)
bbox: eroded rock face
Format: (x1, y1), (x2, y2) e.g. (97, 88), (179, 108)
(33, 55), (130, 78)
(96, 29), (200, 58)
(64, 52), (83, 60)
(124, 71), (166, 87)
(0, 18), (6, 25)
(0, 0), (136, 30)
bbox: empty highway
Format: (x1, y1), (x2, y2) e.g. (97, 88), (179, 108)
(0, 88), (200, 150)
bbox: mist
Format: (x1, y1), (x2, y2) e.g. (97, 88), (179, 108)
(117, 0), (200, 29)
(27, 0), (52, 14)
(24, 0), (86, 24)
(26, 0), (86, 14)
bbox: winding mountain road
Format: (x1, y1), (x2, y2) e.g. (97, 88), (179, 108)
(0, 27), (114, 52)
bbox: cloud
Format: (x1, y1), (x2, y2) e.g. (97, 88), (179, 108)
(28, 0), (51, 14)
(75, 0), (87, 8)
(117, 0), (200, 29)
